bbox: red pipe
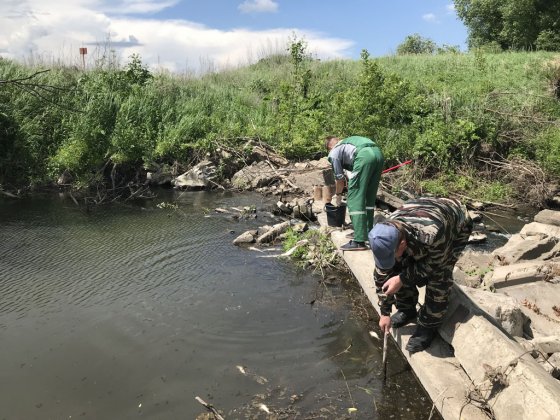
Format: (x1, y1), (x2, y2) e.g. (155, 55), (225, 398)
(382, 160), (413, 174)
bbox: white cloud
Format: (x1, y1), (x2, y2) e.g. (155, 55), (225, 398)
(446, 3), (456, 14)
(422, 13), (439, 23)
(238, 0), (278, 14)
(0, 0), (352, 73)
(103, 0), (180, 15)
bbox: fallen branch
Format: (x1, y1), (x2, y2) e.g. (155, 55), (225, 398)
(0, 189), (19, 198)
(265, 160), (299, 190)
(484, 108), (559, 126)
(195, 396), (225, 420)
(452, 192), (516, 210)
(256, 220), (291, 244)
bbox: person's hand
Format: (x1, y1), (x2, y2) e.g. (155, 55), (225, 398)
(332, 194), (342, 207)
(382, 275), (403, 295)
(379, 315), (391, 334)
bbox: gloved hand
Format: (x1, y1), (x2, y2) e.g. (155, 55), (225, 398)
(332, 194), (342, 207)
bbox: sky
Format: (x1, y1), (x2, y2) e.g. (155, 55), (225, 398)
(0, 0), (468, 73)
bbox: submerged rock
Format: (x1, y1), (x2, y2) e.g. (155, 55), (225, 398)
(233, 230), (257, 245)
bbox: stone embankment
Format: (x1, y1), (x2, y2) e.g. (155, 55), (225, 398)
(317, 204), (560, 420)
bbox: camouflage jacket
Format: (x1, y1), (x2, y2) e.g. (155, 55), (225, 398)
(374, 197), (472, 316)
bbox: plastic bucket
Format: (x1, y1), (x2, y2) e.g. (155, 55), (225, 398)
(324, 203), (347, 227)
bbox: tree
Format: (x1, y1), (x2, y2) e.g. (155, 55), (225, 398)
(396, 34), (437, 55)
(454, 0), (560, 51)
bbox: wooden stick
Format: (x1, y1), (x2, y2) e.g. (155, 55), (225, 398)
(452, 192), (516, 210)
(382, 331), (389, 383)
(195, 396), (225, 420)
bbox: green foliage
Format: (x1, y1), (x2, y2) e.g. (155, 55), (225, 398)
(475, 181), (513, 202)
(272, 37), (326, 158)
(454, 0), (560, 51)
(397, 34), (437, 55)
(282, 228), (339, 269)
(420, 179), (450, 197)
(437, 44), (462, 54)
(533, 128), (560, 176)
(413, 117), (481, 171)
(283, 228), (308, 260)
(332, 50), (427, 165)
(536, 30), (560, 52)
(1, 48), (560, 200)
(124, 54), (153, 86)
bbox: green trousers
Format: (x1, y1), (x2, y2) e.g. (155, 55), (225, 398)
(347, 147), (384, 242)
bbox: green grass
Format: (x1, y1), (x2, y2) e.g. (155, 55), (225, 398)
(1, 49), (559, 202)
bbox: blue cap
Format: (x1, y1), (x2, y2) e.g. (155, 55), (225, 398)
(368, 223), (399, 270)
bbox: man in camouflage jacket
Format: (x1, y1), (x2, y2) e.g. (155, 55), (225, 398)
(368, 197), (473, 353)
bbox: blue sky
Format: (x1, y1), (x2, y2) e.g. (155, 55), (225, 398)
(0, 0), (467, 72)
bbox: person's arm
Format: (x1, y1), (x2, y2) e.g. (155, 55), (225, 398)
(328, 148), (345, 181)
(374, 267), (397, 333)
(374, 267), (396, 316)
(334, 178), (345, 194)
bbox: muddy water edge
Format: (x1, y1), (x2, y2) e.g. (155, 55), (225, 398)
(0, 190), (443, 419)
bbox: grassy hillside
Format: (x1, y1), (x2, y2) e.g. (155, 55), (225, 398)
(1, 48), (559, 204)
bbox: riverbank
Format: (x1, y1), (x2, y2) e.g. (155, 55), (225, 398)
(225, 161), (560, 419)
(2, 49), (560, 208)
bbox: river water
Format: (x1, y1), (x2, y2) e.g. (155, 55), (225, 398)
(0, 191), (437, 419)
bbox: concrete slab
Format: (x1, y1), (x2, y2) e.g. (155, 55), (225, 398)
(441, 286), (560, 420)
(489, 261), (560, 288)
(316, 204), (560, 420)
(317, 211), (488, 420)
(499, 282), (560, 339)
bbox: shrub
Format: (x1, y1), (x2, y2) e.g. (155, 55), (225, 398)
(397, 34), (437, 55)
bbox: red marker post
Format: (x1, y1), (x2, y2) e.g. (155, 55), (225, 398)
(79, 47), (87, 70)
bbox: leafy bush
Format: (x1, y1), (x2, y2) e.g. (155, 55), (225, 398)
(533, 128), (560, 176)
(397, 34), (436, 55)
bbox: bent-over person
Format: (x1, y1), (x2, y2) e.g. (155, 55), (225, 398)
(325, 135), (384, 251)
(368, 197), (473, 353)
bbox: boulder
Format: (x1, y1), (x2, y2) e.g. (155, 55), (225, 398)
(146, 163), (178, 186)
(520, 222), (560, 239)
(250, 144), (289, 167)
(232, 230), (257, 245)
(256, 221), (291, 244)
(231, 161), (280, 190)
(57, 170), (73, 185)
(469, 211), (483, 223)
(468, 231), (487, 244)
(440, 286), (560, 420)
(534, 209), (560, 227)
(492, 234), (557, 264)
(173, 161), (216, 188)
(376, 189), (404, 210)
(288, 159), (334, 194)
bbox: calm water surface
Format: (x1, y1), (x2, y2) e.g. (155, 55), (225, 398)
(0, 191), (436, 419)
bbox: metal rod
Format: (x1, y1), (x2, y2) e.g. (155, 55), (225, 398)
(382, 159), (413, 174)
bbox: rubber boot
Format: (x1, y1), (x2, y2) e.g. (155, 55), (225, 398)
(405, 325), (436, 353)
(390, 310), (417, 329)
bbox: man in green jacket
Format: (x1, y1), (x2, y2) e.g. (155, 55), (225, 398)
(326, 135), (384, 251)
